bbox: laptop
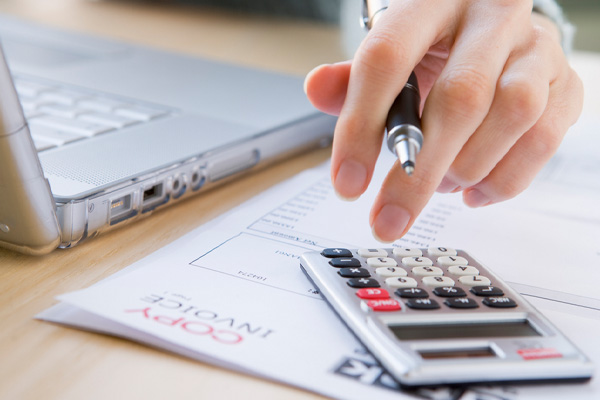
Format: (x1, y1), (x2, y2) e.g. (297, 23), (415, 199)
(0, 15), (336, 255)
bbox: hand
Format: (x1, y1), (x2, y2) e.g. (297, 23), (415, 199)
(304, 0), (583, 242)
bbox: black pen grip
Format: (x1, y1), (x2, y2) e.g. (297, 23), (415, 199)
(386, 72), (421, 131)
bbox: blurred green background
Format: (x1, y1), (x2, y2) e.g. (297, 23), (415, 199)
(558, 0), (600, 52)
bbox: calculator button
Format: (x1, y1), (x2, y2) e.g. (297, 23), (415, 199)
(338, 268), (371, 278)
(347, 278), (380, 288)
(358, 248), (388, 258)
(433, 286), (467, 298)
(448, 265), (480, 276)
(329, 257), (361, 268)
(470, 286), (504, 297)
(385, 277), (418, 288)
(427, 247), (457, 257)
(401, 257), (433, 267)
(405, 298), (440, 310)
(395, 287), (429, 298)
(322, 248), (353, 258)
(437, 256), (469, 267)
(393, 248), (422, 257)
(412, 266), (443, 277)
(458, 275), (492, 286)
(366, 299), (402, 311)
(422, 276), (455, 288)
(444, 298), (479, 309)
(517, 348), (563, 360)
(367, 257), (398, 268)
(482, 297), (517, 308)
(356, 288), (390, 299)
(375, 267), (407, 277)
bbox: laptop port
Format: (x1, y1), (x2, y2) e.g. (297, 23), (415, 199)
(110, 194), (135, 225)
(171, 175), (186, 199)
(190, 169), (206, 191)
(141, 183), (169, 213)
(143, 184), (163, 203)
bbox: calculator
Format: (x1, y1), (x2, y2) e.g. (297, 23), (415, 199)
(300, 247), (593, 387)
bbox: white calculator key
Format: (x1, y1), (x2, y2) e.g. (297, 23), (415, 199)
(427, 247), (457, 257)
(448, 265), (480, 276)
(412, 266), (443, 277)
(375, 267), (407, 277)
(437, 256), (469, 267)
(367, 257), (398, 268)
(458, 275), (492, 286)
(385, 277), (418, 288)
(401, 256), (433, 267)
(358, 248), (388, 258)
(393, 248), (422, 257)
(422, 276), (455, 288)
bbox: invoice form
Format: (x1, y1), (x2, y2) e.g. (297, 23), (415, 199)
(38, 116), (600, 400)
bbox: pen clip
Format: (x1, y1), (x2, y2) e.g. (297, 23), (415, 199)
(361, 0), (390, 30)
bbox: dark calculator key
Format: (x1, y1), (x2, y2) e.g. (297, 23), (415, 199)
(347, 278), (380, 288)
(395, 287), (429, 298)
(329, 257), (361, 268)
(405, 298), (440, 310)
(433, 286), (467, 298)
(321, 248), (353, 258)
(482, 297), (517, 308)
(444, 298), (479, 309)
(470, 286), (505, 297)
(338, 267), (371, 278)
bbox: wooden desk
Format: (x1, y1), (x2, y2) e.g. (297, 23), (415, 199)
(1, 1), (599, 399)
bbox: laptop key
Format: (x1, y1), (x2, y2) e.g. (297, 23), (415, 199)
(115, 105), (168, 121)
(78, 112), (140, 128)
(14, 80), (55, 97)
(29, 125), (86, 146)
(33, 138), (57, 152)
(78, 97), (131, 113)
(39, 90), (90, 105)
(39, 104), (87, 119)
(29, 116), (114, 136)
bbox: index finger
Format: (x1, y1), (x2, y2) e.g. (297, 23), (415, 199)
(331, 0), (456, 200)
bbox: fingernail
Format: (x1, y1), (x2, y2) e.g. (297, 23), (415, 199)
(371, 204), (411, 243)
(333, 159), (367, 201)
(436, 177), (459, 193)
(464, 188), (491, 208)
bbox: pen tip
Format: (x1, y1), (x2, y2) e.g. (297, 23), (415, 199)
(402, 162), (415, 177)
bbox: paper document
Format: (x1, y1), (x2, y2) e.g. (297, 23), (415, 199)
(39, 115), (600, 399)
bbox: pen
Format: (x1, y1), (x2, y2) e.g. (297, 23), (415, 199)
(361, 0), (423, 176)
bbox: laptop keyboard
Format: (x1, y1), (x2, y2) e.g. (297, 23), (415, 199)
(14, 76), (171, 152)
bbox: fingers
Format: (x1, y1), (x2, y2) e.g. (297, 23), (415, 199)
(304, 61), (352, 116)
(462, 65), (583, 207)
(331, 0), (456, 200)
(369, 3), (531, 241)
(438, 20), (560, 193)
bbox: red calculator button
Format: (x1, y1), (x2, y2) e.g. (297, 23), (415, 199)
(518, 348), (563, 360)
(367, 299), (401, 311)
(356, 288), (390, 299)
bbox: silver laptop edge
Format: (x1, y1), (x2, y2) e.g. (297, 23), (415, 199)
(0, 46), (61, 255)
(0, 20), (336, 255)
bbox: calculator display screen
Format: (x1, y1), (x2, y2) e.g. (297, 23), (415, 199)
(389, 320), (540, 341)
